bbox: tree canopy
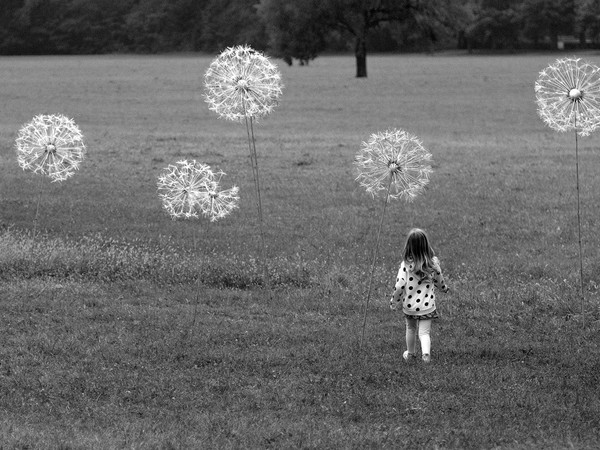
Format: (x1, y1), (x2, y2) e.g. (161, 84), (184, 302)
(256, 0), (329, 65)
(0, 0), (599, 77)
(318, 0), (470, 77)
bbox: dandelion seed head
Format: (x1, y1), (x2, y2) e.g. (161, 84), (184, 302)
(355, 129), (433, 202)
(157, 162), (239, 222)
(157, 160), (213, 219)
(204, 45), (283, 122)
(535, 57), (600, 136)
(15, 114), (86, 182)
(193, 168), (240, 222)
(202, 177), (240, 222)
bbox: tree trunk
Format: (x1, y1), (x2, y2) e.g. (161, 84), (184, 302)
(355, 35), (367, 78)
(550, 27), (559, 50)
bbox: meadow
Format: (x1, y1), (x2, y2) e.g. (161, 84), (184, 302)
(0, 52), (600, 448)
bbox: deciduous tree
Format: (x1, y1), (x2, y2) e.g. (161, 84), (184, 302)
(259, 0), (468, 77)
(256, 0), (329, 65)
(201, 0), (268, 51)
(522, 0), (575, 48)
(577, 0), (600, 44)
(464, 0), (522, 50)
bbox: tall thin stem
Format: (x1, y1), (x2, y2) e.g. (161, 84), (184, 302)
(207, 199), (212, 237)
(193, 224), (197, 251)
(359, 177), (393, 349)
(188, 273), (201, 344)
(32, 175), (43, 239)
(574, 114), (585, 325)
(187, 219), (206, 345)
(243, 108), (270, 287)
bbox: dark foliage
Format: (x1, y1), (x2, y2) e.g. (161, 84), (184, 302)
(0, 0), (597, 57)
(0, 0), (264, 54)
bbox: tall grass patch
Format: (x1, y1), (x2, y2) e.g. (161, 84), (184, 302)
(0, 228), (320, 288)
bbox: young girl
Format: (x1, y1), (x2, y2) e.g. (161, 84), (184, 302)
(390, 228), (449, 363)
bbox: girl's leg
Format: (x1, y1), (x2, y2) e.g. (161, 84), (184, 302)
(405, 317), (418, 354)
(418, 319), (433, 356)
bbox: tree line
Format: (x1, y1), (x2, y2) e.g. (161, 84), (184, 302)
(2, 0), (600, 77)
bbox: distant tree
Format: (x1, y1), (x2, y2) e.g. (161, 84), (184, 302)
(201, 0), (268, 52)
(259, 0), (468, 77)
(0, 0), (26, 54)
(10, 0), (66, 54)
(384, 1), (471, 52)
(59, 0), (134, 53)
(119, 0), (208, 52)
(577, 0), (600, 44)
(125, 0), (171, 52)
(256, 0), (329, 65)
(521, 0), (575, 48)
(0, 0), (211, 54)
(464, 0), (523, 50)
(2, 0), (137, 54)
(161, 0), (207, 51)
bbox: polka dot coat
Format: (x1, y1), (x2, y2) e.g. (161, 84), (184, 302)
(390, 257), (448, 316)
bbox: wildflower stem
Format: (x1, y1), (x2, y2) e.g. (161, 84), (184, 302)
(360, 177), (393, 349)
(243, 107), (270, 288)
(574, 115), (585, 326)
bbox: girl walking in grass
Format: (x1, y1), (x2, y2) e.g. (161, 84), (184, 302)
(390, 228), (449, 363)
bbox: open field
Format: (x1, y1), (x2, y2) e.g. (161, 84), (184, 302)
(1, 53), (600, 448)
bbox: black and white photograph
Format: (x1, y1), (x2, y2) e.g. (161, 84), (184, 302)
(1, 0), (600, 448)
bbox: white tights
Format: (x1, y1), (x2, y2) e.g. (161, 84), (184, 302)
(405, 318), (432, 355)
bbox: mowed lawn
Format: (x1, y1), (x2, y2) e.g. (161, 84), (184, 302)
(0, 52), (600, 448)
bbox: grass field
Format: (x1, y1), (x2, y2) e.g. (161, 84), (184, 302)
(1, 52), (600, 448)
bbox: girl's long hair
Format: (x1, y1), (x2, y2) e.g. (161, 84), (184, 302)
(403, 228), (436, 280)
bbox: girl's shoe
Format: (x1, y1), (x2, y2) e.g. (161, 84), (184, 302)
(403, 351), (416, 362)
(422, 354), (431, 363)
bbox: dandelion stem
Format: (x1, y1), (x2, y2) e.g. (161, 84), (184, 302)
(33, 175), (43, 239)
(574, 114), (585, 326)
(193, 224), (197, 251)
(243, 106), (270, 287)
(189, 274), (201, 344)
(207, 206), (212, 237)
(360, 177), (393, 349)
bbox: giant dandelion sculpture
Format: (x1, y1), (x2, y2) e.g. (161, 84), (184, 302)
(157, 159), (239, 249)
(157, 160), (239, 342)
(157, 159), (239, 264)
(200, 170), (241, 223)
(355, 129), (433, 348)
(15, 114), (86, 235)
(157, 158), (239, 256)
(535, 57), (600, 324)
(158, 160), (214, 220)
(204, 44), (283, 285)
(157, 160), (239, 222)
